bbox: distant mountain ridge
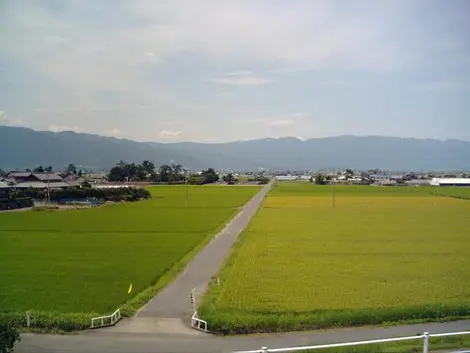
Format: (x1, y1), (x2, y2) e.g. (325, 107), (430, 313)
(1, 126), (469, 171)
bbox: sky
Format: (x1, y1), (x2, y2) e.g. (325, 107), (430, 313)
(1, 0), (469, 143)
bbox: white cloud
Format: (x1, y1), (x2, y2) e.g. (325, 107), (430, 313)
(216, 92), (236, 98)
(246, 112), (302, 127)
(266, 119), (294, 127)
(146, 52), (161, 63)
(211, 74), (272, 86)
(105, 128), (126, 137)
(1, 1), (414, 95)
(158, 130), (182, 140)
(0, 111), (27, 127)
(246, 117), (294, 127)
(2, 1), (469, 142)
(48, 124), (82, 133)
(226, 70), (254, 76)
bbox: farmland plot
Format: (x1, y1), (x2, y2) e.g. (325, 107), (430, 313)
(199, 183), (470, 334)
(0, 185), (260, 316)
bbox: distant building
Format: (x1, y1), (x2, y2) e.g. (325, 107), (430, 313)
(430, 178), (470, 187)
(405, 179), (431, 186)
(372, 174), (389, 181)
(275, 175), (298, 181)
(6, 172), (71, 189)
(0, 181), (11, 198)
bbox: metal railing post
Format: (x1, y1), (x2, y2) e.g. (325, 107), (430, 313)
(423, 332), (430, 353)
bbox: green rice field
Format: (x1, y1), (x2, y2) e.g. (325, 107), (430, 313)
(0, 185), (260, 315)
(199, 182), (470, 334)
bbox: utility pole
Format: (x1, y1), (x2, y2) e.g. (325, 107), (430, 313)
(47, 171), (51, 204)
(184, 168), (188, 208)
(333, 170), (336, 208)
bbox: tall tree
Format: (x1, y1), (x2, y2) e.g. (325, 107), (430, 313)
(159, 164), (172, 182)
(108, 165), (126, 182)
(201, 168), (219, 184)
(141, 160), (155, 174)
(64, 164), (77, 176)
(222, 173), (237, 185)
(171, 163), (182, 174)
(33, 165), (44, 172)
(314, 174), (326, 185)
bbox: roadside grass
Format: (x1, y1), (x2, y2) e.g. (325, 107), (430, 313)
(0, 185), (260, 331)
(199, 182), (470, 334)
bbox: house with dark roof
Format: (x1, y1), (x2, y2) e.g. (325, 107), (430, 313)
(7, 172), (64, 183)
(0, 181), (11, 198)
(63, 174), (85, 187)
(6, 172), (72, 189)
(6, 172), (33, 183)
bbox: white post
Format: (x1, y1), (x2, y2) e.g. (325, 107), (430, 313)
(423, 332), (430, 353)
(261, 347), (269, 353)
(25, 311), (30, 328)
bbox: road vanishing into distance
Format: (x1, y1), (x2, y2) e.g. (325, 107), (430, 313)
(15, 181), (470, 352)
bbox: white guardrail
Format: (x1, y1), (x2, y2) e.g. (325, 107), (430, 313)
(233, 331), (470, 353)
(91, 309), (121, 328)
(191, 311), (209, 332)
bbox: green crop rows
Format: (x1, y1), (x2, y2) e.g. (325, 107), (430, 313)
(199, 182), (470, 334)
(0, 185), (260, 330)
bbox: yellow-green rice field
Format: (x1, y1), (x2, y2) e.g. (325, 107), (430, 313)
(199, 182), (470, 334)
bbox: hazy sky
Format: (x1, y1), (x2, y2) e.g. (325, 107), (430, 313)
(1, 0), (469, 143)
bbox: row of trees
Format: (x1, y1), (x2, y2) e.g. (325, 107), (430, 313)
(107, 161), (222, 185)
(12, 186), (151, 203)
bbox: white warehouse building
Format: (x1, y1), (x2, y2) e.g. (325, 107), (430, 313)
(430, 178), (470, 187)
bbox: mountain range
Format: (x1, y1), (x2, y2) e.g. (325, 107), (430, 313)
(1, 126), (469, 171)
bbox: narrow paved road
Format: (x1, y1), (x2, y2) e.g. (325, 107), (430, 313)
(15, 319), (470, 353)
(136, 180), (273, 320)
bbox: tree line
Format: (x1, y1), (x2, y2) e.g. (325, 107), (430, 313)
(107, 160), (220, 185)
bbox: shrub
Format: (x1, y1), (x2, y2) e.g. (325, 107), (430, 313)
(0, 197), (33, 211)
(0, 323), (20, 353)
(0, 311), (94, 333)
(11, 187), (151, 203)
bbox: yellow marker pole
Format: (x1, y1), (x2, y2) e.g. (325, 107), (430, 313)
(128, 284), (133, 294)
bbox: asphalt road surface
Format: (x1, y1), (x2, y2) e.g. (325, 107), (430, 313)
(16, 320), (470, 353)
